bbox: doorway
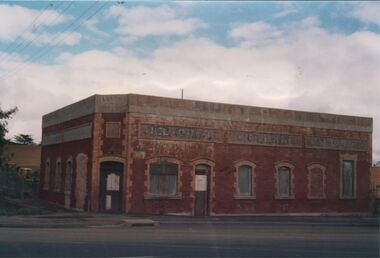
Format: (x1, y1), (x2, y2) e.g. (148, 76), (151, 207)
(99, 161), (123, 212)
(194, 164), (211, 216)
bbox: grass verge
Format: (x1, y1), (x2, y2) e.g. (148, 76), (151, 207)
(0, 196), (52, 216)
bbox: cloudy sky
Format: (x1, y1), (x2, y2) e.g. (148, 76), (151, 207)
(0, 1), (379, 162)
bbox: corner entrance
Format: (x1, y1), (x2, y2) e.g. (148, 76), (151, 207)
(194, 164), (211, 216)
(99, 161), (123, 212)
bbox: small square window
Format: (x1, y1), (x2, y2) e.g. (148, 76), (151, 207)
(106, 122), (121, 138)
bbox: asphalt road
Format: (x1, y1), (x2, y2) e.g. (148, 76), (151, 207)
(0, 222), (378, 257)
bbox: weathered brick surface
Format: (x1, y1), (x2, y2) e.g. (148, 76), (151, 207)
(89, 113), (103, 211)
(126, 113), (371, 214)
(39, 138), (93, 209)
(40, 94), (372, 215)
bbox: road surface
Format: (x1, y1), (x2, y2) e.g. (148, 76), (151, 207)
(0, 221), (378, 257)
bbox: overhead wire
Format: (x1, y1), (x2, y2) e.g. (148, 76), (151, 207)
(0, 1), (53, 61)
(0, 1), (111, 81)
(0, 1), (71, 69)
(31, 1), (110, 62)
(0, 1), (63, 65)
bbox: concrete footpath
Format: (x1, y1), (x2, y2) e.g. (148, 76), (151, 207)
(0, 212), (379, 228)
(0, 197), (378, 228)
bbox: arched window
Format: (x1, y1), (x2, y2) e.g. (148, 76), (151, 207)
(234, 161), (256, 198)
(149, 161), (178, 196)
(238, 165), (252, 196)
(275, 163), (295, 199)
(65, 160), (73, 192)
(307, 164), (326, 199)
(340, 154), (357, 199)
(43, 159), (50, 190)
(54, 159), (62, 192)
(75, 153), (88, 210)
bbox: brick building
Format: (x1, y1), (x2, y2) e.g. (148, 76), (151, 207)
(39, 94), (373, 215)
(370, 166), (380, 198)
(3, 143), (41, 176)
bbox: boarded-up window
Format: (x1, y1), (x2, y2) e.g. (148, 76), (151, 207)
(278, 166), (291, 197)
(106, 122), (121, 138)
(237, 165), (252, 196)
(54, 161), (62, 192)
(308, 167), (325, 198)
(65, 161), (73, 192)
(44, 160), (50, 190)
(75, 153), (88, 210)
(149, 161), (178, 196)
(342, 160), (354, 198)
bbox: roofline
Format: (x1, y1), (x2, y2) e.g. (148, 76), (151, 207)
(42, 93), (373, 132)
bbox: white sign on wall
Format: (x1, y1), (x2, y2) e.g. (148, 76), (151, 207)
(106, 173), (120, 191)
(106, 195), (112, 210)
(195, 175), (207, 191)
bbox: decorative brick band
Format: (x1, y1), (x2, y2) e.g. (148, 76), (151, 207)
(42, 124), (92, 146)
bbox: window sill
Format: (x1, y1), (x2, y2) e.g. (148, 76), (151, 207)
(145, 194), (182, 200)
(234, 195), (256, 200)
(339, 197), (357, 200)
(275, 196), (295, 200)
(308, 196), (326, 200)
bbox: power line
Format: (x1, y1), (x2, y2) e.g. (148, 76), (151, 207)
(0, 2), (63, 65)
(0, 1), (71, 68)
(0, 2), (52, 60)
(49, 1), (110, 50)
(0, 1), (108, 81)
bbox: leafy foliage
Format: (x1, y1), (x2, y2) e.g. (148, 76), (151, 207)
(14, 134), (35, 145)
(0, 106), (17, 166)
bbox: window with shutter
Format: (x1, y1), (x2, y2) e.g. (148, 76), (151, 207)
(149, 161), (178, 196)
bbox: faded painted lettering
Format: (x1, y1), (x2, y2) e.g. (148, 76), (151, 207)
(305, 136), (367, 151)
(229, 131), (302, 147)
(141, 124), (223, 142)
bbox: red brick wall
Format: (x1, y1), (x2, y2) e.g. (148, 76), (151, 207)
(126, 113), (371, 215)
(40, 115), (94, 209)
(40, 110), (371, 215)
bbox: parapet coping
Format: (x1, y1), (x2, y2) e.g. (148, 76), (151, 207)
(42, 94), (373, 133)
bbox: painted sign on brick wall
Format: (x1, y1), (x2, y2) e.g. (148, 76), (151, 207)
(305, 136), (368, 151)
(140, 124), (223, 142)
(229, 131), (302, 147)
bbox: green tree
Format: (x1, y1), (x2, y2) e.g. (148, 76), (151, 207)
(14, 134), (35, 145)
(0, 106), (17, 166)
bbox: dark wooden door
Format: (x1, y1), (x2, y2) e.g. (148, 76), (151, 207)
(194, 166), (210, 216)
(99, 162), (123, 212)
